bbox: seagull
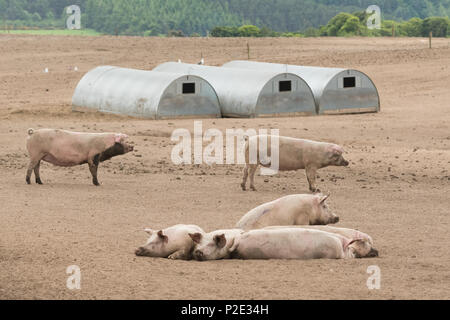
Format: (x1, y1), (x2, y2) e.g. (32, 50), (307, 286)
(177, 59), (182, 63)
(197, 57), (204, 65)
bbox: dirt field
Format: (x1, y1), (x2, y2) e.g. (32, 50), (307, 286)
(0, 35), (449, 300)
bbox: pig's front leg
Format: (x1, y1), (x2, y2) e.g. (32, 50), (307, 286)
(168, 248), (191, 260)
(88, 158), (100, 186)
(305, 167), (320, 193)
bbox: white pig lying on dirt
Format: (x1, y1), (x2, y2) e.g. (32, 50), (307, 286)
(26, 128), (133, 185)
(236, 193), (339, 230)
(241, 135), (349, 192)
(190, 228), (378, 261)
(135, 224), (205, 260)
(189, 229), (245, 261)
(264, 225), (374, 247)
(263, 225), (377, 257)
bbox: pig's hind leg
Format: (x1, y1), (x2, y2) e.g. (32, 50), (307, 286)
(26, 155), (44, 185)
(241, 165), (249, 191)
(249, 164), (258, 191)
(241, 144), (250, 191)
(33, 160), (43, 184)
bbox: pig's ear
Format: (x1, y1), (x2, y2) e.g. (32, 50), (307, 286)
(331, 145), (344, 154)
(319, 194), (330, 204)
(157, 230), (168, 243)
(213, 234), (227, 249)
(114, 133), (128, 143)
(344, 238), (364, 250)
(144, 228), (154, 236)
(189, 233), (202, 244)
(228, 237), (239, 253)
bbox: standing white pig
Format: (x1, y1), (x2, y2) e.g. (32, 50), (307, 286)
(26, 128), (133, 185)
(191, 228), (378, 261)
(241, 135), (349, 192)
(235, 193), (339, 230)
(135, 224), (205, 260)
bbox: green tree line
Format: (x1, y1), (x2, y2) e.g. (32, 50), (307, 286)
(0, 0), (449, 36)
(211, 13), (449, 38)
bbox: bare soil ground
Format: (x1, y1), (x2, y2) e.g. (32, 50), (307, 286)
(0, 35), (449, 300)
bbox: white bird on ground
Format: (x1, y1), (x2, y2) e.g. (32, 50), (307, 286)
(198, 57), (204, 65)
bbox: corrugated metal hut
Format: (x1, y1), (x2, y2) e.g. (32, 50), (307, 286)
(223, 61), (380, 114)
(153, 62), (316, 117)
(72, 66), (221, 119)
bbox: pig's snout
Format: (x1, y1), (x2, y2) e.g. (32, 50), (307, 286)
(123, 144), (134, 153)
(193, 250), (205, 261)
(127, 143), (134, 151)
(135, 247), (147, 256)
(326, 215), (339, 224)
(368, 248), (379, 258)
(339, 158), (349, 166)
